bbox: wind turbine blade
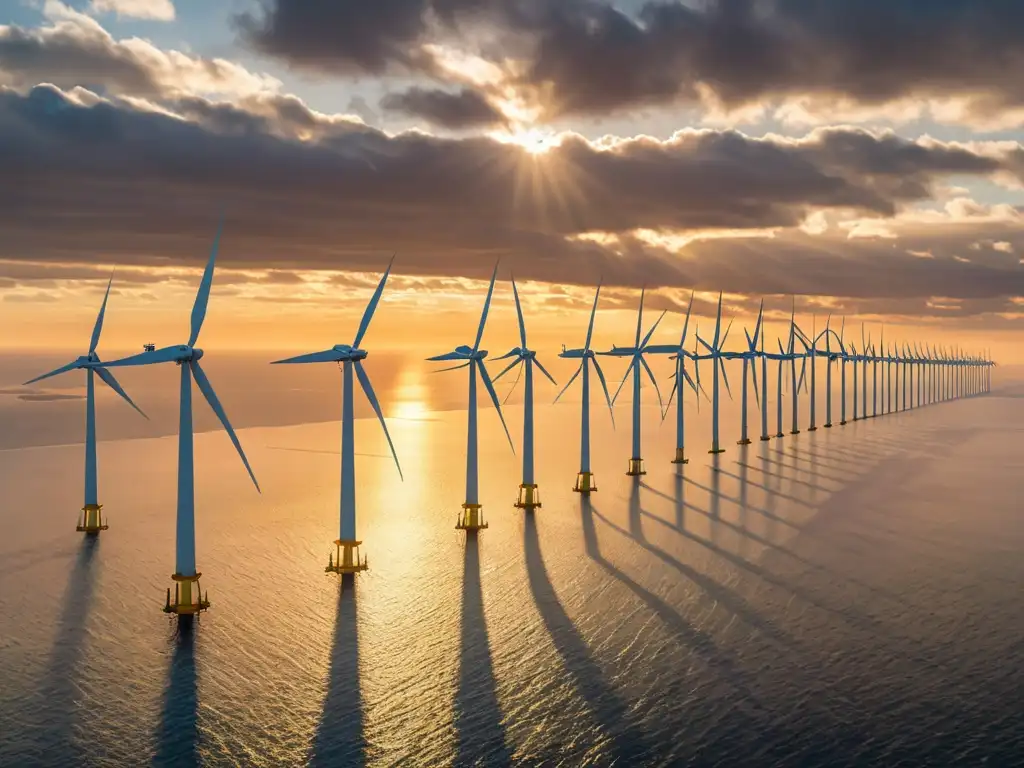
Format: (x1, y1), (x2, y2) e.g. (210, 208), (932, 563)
(190, 360), (260, 493)
(752, 300), (764, 350)
(712, 292), (723, 347)
(353, 256), (394, 348)
(639, 355), (664, 411)
(591, 357), (616, 428)
(633, 288), (645, 348)
(427, 351), (472, 362)
(477, 360), (515, 453)
(511, 276), (527, 349)
(697, 335), (714, 354)
(682, 366), (698, 396)
(188, 218), (224, 348)
(503, 360), (525, 404)
(798, 356), (807, 393)
(493, 357), (521, 381)
(612, 358), (635, 405)
(752, 360), (760, 409)
(93, 346), (181, 368)
(23, 359), (80, 385)
(662, 379), (678, 421)
(473, 260), (500, 353)
(534, 357), (557, 386)
(270, 349), (343, 364)
(89, 272), (114, 355)
(554, 361), (583, 403)
(584, 281), (602, 352)
(354, 361), (403, 481)
(432, 361), (472, 373)
(640, 310), (667, 349)
(719, 357), (733, 400)
(94, 364), (148, 419)
(720, 319), (734, 350)
(679, 290), (694, 348)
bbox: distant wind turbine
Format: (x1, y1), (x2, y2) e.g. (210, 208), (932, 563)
(556, 282), (615, 494)
(695, 292), (733, 454)
(24, 273), (147, 534)
(606, 289), (666, 476)
(647, 291), (701, 462)
(271, 259), (402, 575)
(736, 300), (764, 445)
(95, 222), (260, 616)
(428, 261), (514, 531)
(494, 277), (557, 510)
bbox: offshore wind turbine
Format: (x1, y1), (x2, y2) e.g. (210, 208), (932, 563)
(493, 277), (557, 510)
(24, 274), (147, 534)
(785, 303), (808, 435)
(270, 260), (402, 575)
(836, 319), (849, 426)
(861, 325), (871, 420)
(95, 224), (260, 615)
(695, 293), (733, 454)
(428, 261), (514, 531)
(759, 325), (770, 441)
(647, 291), (700, 463)
(736, 300), (764, 445)
(805, 315), (823, 432)
(815, 316), (835, 428)
(556, 283), (615, 494)
(606, 289), (666, 476)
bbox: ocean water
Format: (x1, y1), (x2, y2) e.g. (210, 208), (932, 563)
(1, 354), (1022, 767)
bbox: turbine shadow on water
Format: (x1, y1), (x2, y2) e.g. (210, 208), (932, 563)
(454, 533), (513, 767)
(310, 579), (366, 768)
(154, 618), (199, 767)
(522, 513), (651, 764)
(582, 497), (766, 712)
(34, 536), (100, 765)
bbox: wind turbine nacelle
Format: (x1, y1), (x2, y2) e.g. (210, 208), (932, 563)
(335, 344), (367, 361)
(559, 347), (586, 358)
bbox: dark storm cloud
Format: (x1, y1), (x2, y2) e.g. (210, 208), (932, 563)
(237, 0), (1024, 121)
(1, 84), (1023, 308)
(380, 87), (506, 129)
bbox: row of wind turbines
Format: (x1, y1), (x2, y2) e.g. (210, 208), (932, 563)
(24, 228), (994, 617)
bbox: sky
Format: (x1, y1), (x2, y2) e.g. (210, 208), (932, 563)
(1, 0), (1023, 361)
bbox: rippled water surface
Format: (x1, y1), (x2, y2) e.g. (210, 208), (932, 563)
(2, 364), (1023, 767)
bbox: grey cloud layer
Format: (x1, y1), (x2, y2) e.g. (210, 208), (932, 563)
(380, 86), (507, 129)
(1, 84), (1023, 311)
(239, 0), (1024, 121)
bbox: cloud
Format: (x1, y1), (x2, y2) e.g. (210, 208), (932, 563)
(237, 0), (1024, 127)
(380, 86), (506, 129)
(0, 5), (278, 99)
(2, 83), (1024, 315)
(88, 0), (175, 22)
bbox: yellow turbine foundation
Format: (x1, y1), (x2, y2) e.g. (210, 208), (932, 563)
(326, 539), (368, 574)
(760, 435), (771, 441)
(808, 426), (817, 432)
(671, 447), (689, 464)
(456, 503), (488, 531)
(514, 483), (541, 510)
(709, 445), (725, 454)
(574, 472), (597, 494)
(164, 573), (209, 615)
(77, 503), (108, 534)
(626, 458), (646, 476)
(737, 438), (752, 445)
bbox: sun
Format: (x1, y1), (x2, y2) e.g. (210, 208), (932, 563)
(490, 126), (559, 155)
